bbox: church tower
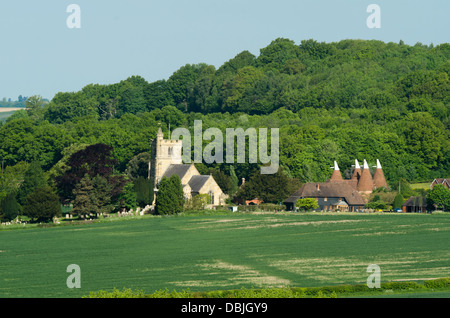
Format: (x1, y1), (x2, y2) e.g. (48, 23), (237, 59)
(149, 125), (183, 188)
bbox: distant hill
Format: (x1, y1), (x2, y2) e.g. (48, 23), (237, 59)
(42, 38), (450, 121)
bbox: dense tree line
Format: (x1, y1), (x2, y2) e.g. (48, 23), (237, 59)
(0, 38), (449, 221)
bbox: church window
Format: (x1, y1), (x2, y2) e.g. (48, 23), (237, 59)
(209, 191), (215, 205)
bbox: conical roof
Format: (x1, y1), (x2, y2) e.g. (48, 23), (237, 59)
(357, 159), (374, 192)
(351, 159), (361, 180)
(329, 161), (343, 181)
(373, 159), (388, 189)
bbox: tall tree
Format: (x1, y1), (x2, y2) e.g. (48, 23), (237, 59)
(0, 192), (20, 221)
(427, 184), (450, 211)
(133, 176), (153, 208)
(22, 186), (61, 222)
(16, 161), (46, 206)
(125, 152), (150, 180)
(235, 168), (301, 204)
(25, 95), (46, 120)
(71, 174), (96, 217)
(155, 175), (184, 215)
(55, 143), (124, 203)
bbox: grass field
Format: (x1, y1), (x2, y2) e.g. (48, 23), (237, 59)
(1, 212), (450, 298)
(0, 110), (17, 122)
(0, 107), (24, 122)
(410, 182), (432, 190)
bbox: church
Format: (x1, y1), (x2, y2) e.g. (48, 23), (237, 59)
(149, 126), (228, 207)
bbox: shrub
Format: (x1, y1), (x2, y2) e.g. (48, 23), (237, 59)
(381, 281), (420, 290)
(148, 288), (192, 298)
(86, 288), (145, 298)
(424, 278), (450, 289)
(237, 203), (286, 212)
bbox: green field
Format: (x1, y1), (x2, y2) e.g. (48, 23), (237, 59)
(1, 212), (450, 298)
(410, 182), (432, 190)
(0, 110), (16, 122)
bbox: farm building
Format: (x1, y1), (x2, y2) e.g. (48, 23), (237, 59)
(284, 159), (388, 211)
(284, 182), (366, 212)
(329, 159), (388, 193)
(402, 196), (427, 213)
(431, 178), (450, 190)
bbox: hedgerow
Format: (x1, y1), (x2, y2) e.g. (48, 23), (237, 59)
(86, 278), (450, 298)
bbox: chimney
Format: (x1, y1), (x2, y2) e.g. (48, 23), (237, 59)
(316, 183), (320, 191)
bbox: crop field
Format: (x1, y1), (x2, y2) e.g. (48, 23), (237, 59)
(1, 212), (450, 298)
(0, 110), (16, 122)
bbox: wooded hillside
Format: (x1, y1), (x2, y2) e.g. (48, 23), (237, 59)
(1, 38), (449, 187)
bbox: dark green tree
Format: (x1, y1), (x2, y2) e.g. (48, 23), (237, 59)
(91, 175), (114, 214)
(72, 174), (114, 217)
(119, 182), (138, 210)
(22, 186), (61, 222)
(169, 174), (184, 213)
(71, 174), (96, 217)
(133, 176), (153, 208)
(0, 192), (20, 221)
(235, 168), (301, 203)
(393, 193), (404, 210)
(16, 161), (46, 206)
(55, 143), (125, 204)
(125, 152), (150, 180)
(155, 175), (184, 215)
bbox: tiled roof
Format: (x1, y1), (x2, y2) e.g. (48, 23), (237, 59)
(162, 164), (192, 179)
(284, 182), (366, 206)
(188, 175), (211, 193)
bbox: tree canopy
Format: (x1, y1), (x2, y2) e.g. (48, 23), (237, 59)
(0, 38), (448, 217)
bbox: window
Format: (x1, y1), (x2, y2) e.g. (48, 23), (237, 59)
(324, 197), (328, 201)
(209, 191), (215, 205)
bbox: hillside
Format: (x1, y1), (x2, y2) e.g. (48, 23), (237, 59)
(0, 38), (449, 186)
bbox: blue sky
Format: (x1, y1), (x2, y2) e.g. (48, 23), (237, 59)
(0, 0), (448, 100)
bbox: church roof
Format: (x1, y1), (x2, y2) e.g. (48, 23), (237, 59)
(189, 175), (211, 193)
(162, 164), (192, 179)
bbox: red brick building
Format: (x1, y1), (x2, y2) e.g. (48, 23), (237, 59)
(431, 178), (450, 190)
